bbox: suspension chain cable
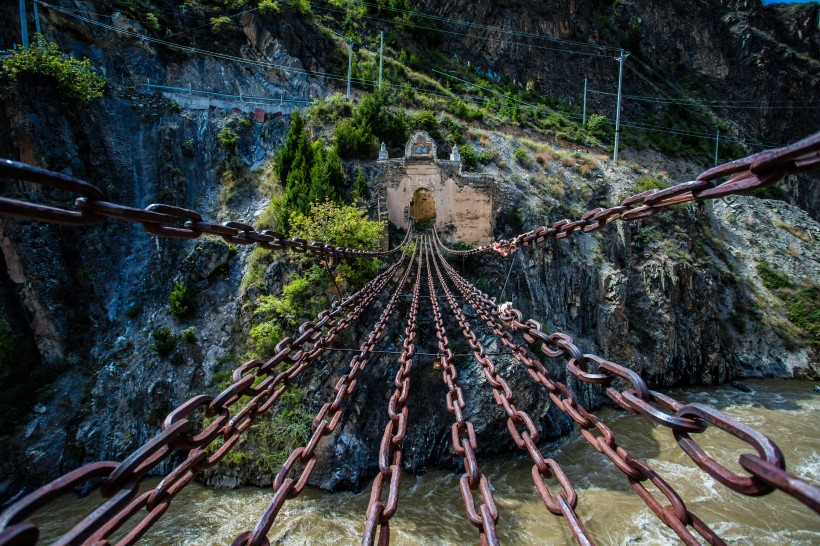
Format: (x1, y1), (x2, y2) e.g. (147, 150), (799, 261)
(361, 236), (424, 546)
(433, 236), (726, 545)
(0, 158), (410, 259)
(232, 242), (419, 546)
(0, 246), (412, 545)
(435, 132), (820, 256)
(430, 237), (593, 545)
(433, 235), (820, 518)
(425, 236), (501, 545)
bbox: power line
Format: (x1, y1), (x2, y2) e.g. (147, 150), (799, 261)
(588, 89), (820, 109)
(313, 4), (612, 59)
(344, 0), (620, 53)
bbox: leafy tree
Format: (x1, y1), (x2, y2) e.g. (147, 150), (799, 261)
(2, 35), (106, 103)
(289, 201), (383, 289)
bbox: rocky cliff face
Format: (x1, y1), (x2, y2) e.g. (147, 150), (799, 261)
(0, 0), (817, 503)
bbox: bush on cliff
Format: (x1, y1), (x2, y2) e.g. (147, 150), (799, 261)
(2, 36), (106, 103)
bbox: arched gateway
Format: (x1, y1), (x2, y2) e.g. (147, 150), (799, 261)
(376, 131), (496, 245)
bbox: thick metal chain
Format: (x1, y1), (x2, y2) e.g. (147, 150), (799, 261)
(424, 237), (500, 546)
(0, 246), (411, 546)
(432, 234), (724, 545)
(0, 158), (411, 259)
(433, 233), (820, 526)
(435, 131), (820, 256)
(361, 237), (424, 546)
(232, 242), (419, 546)
(429, 236), (593, 545)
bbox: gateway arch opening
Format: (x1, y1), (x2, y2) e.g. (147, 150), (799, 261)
(409, 187), (436, 225)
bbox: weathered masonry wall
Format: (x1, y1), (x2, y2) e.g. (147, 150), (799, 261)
(377, 131), (496, 246)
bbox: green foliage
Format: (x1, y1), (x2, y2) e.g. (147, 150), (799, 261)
(218, 126), (240, 151)
(275, 110), (349, 232)
(210, 16), (235, 32)
(756, 263), (819, 347)
(757, 263), (793, 290)
(586, 113), (609, 139)
(459, 145), (491, 171)
(290, 201), (383, 290)
(335, 118), (377, 158)
(513, 147), (534, 169)
(2, 36), (106, 103)
(169, 100), (182, 113)
(181, 139), (194, 157)
(629, 174), (669, 195)
(258, 0), (281, 14)
(169, 281), (194, 317)
(151, 326), (177, 355)
(249, 321), (284, 355)
(180, 326), (197, 343)
(633, 226), (658, 248)
(353, 166), (369, 200)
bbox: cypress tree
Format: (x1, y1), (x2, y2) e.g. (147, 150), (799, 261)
(353, 165), (369, 200)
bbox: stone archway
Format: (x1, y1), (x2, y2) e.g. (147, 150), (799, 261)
(409, 188), (436, 223)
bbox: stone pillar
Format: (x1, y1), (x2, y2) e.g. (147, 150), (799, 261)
(378, 141), (389, 161)
(450, 145), (461, 162)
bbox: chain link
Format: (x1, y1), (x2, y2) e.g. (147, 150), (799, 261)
(434, 131), (820, 256)
(0, 158), (411, 258)
(234, 243), (419, 546)
(429, 237), (593, 545)
(362, 236), (424, 546)
(0, 243), (412, 546)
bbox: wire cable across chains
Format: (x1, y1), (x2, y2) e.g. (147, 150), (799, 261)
(435, 131), (820, 257)
(0, 243), (413, 546)
(0, 158), (411, 260)
(430, 234), (820, 533)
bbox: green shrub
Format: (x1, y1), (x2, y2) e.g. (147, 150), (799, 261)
(169, 281), (194, 317)
(629, 174), (668, 195)
(757, 263), (793, 290)
(514, 147), (533, 169)
(335, 117), (377, 159)
(353, 166), (369, 200)
(210, 16), (234, 32)
(180, 326), (197, 343)
(2, 35), (106, 103)
(218, 126), (240, 151)
(151, 326), (177, 355)
(169, 100), (182, 113)
(181, 139), (194, 156)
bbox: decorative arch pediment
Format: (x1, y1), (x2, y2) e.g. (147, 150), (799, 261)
(404, 131), (437, 159)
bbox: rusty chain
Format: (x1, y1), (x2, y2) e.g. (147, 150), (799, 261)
(0, 244), (412, 546)
(0, 135), (817, 545)
(361, 236), (424, 546)
(435, 131), (820, 256)
(429, 236), (593, 545)
(424, 237), (501, 546)
(231, 242), (419, 546)
(0, 158), (411, 259)
(432, 234), (726, 545)
(432, 233), (820, 529)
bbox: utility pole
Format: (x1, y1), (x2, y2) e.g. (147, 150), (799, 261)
(714, 129), (720, 166)
(378, 31), (384, 91)
(33, 0), (41, 36)
(19, 0), (29, 49)
(613, 49), (629, 162)
(347, 38), (353, 99)
(582, 77), (588, 126)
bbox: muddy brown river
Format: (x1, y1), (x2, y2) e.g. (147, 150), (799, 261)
(30, 380), (819, 545)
